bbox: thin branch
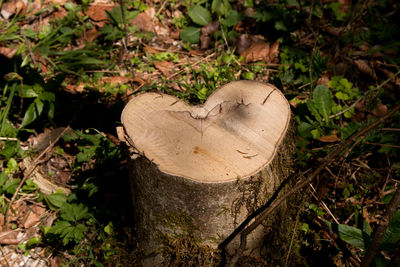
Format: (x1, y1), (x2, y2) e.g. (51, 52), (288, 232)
(361, 185), (400, 267)
(4, 127), (71, 228)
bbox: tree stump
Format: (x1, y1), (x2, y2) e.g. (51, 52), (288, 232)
(120, 81), (296, 265)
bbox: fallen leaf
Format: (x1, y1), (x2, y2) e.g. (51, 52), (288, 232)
(235, 34), (263, 55)
(371, 103), (388, 117)
(143, 45), (160, 55)
(241, 42), (270, 63)
(316, 134), (341, 143)
(1, 0), (17, 19)
(86, 4), (115, 22)
(201, 20), (219, 36)
(351, 112), (365, 123)
(268, 40), (280, 64)
(102, 76), (132, 85)
(0, 46), (18, 59)
(154, 60), (174, 77)
(317, 73), (330, 87)
(354, 59), (376, 79)
(85, 28), (100, 43)
(129, 12), (155, 32)
(24, 211), (40, 228)
(200, 35), (211, 49)
(0, 231), (19, 245)
(200, 21), (219, 49)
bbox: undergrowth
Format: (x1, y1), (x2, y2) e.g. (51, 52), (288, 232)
(0, 0), (399, 265)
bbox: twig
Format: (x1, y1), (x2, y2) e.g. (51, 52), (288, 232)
(309, 183), (339, 224)
(285, 208), (300, 266)
(166, 53), (215, 80)
(365, 142), (400, 149)
(361, 184), (400, 267)
(0, 137), (18, 141)
(0, 245), (10, 267)
(3, 127), (71, 228)
(236, 101), (400, 256)
(155, 0), (168, 17)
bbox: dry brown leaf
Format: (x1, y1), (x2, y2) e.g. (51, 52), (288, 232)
(268, 40), (280, 64)
(0, 46), (18, 59)
(235, 34), (252, 55)
(200, 35), (211, 50)
(24, 211), (40, 228)
(154, 60), (174, 77)
(65, 83), (85, 94)
(102, 76), (132, 85)
(354, 59), (376, 79)
(0, 231), (19, 245)
(129, 12), (155, 32)
(86, 4), (115, 22)
(371, 103), (388, 117)
(351, 112), (365, 123)
(1, 1), (17, 19)
(317, 73), (330, 87)
(201, 20), (219, 36)
(241, 42), (270, 63)
(316, 134), (341, 143)
(338, 0), (351, 13)
(85, 28), (100, 43)
(143, 45), (160, 55)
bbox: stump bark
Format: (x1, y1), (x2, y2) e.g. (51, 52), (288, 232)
(120, 81), (296, 266)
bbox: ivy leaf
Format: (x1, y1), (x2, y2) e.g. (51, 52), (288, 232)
(312, 85), (333, 122)
(188, 5), (212, 26)
(180, 27), (201, 43)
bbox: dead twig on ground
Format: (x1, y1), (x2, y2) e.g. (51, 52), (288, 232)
(3, 127), (71, 228)
(361, 185), (400, 267)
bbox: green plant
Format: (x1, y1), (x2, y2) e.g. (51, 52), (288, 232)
(180, 0), (242, 44)
(326, 209), (400, 265)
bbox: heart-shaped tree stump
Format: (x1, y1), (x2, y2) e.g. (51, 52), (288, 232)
(121, 81), (295, 265)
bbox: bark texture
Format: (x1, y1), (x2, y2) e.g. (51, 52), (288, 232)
(120, 81), (297, 265)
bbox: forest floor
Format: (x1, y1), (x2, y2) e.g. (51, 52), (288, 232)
(0, 0), (399, 266)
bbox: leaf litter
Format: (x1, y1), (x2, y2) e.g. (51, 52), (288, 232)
(1, 0), (400, 265)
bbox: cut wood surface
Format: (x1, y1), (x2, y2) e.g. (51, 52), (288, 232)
(121, 80), (290, 182)
(121, 80), (295, 265)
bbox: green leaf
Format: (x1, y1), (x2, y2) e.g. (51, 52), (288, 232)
(39, 91), (55, 102)
(381, 210), (400, 251)
(104, 222), (113, 235)
(0, 172), (7, 186)
(211, 0), (231, 16)
(4, 178), (21, 195)
(46, 191), (68, 209)
(60, 203), (89, 222)
(0, 141), (19, 160)
(327, 221), (370, 249)
(312, 85), (333, 122)
(180, 27), (201, 43)
(298, 122), (313, 139)
(188, 5), (212, 26)
(20, 99), (44, 129)
(335, 91), (350, 100)
(220, 10), (242, 27)
(24, 88), (39, 98)
(6, 158), (19, 174)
